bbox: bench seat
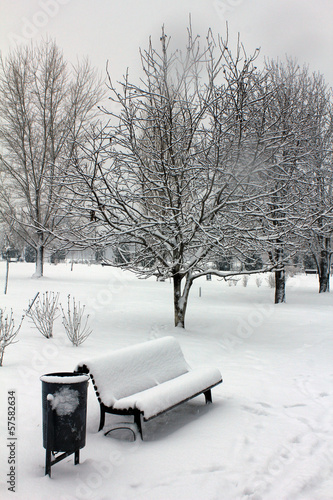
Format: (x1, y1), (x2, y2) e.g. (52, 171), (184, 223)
(113, 366), (222, 420)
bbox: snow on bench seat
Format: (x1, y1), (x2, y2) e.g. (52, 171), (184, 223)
(113, 366), (222, 420)
(75, 336), (222, 438)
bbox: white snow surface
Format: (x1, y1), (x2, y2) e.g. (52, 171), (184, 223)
(48, 387), (80, 416)
(76, 336), (222, 418)
(113, 366), (222, 419)
(0, 262), (332, 500)
(40, 374), (89, 384)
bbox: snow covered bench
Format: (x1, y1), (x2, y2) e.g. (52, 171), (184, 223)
(75, 336), (222, 439)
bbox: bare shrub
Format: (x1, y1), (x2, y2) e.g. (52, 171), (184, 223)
(228, 278), (239, 287)
(255, 276), (263, 287)
(242, 275), (250, 287)
(0, 309), (23, 366)
(266, 273), (275, 288)
(60, 295), (92, 346)
(27, 291), (59, 338)
(286, 266), (297, 278)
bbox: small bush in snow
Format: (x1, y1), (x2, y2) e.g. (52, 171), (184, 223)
(266, 273), (275, 288)
(255, 276), (263, 287)
(242, 275), (250, 287)
(286, 266), (296, 278)
(0, 309), (23, 366)
(60, 295), (92, 346)
(27, 291), (59, 338)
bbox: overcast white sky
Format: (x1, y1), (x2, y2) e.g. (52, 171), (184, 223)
(1, 0), (333, 84)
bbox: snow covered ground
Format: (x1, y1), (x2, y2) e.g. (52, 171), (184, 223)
(0, 262), (332, 500)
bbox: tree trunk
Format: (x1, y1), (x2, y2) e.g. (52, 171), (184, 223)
(270, 245), (286, 304)
(173, 272), (193, 328)
(4, 258), (9, 294)
(274, 269), (286, 303)
(318, 246), (331, 293)
(34, 237), (44, 278)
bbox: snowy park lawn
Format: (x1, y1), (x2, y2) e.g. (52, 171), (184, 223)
(0, 262), (332, 500)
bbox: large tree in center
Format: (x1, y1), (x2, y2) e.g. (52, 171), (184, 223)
(0, 40), (103, 276)
(70, 28), (279, 327)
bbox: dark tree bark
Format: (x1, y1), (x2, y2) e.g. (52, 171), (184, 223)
(35, 243), (44, 279)
(173, 273), (193, 328)
(274, 269), (286, 303)
(318, 243), (331, 293)
(4, 257), (9, 294)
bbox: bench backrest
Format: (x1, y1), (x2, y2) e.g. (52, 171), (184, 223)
(76, 336), (190, 407)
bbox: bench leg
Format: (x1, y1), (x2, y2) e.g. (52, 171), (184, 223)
(204, 389), (212, 404)
(45, 449), (52, 477)
(134, 411), (143, 440)
(98, 406), (106, 431)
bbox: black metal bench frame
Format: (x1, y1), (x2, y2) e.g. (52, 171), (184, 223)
(76, 366), (221, 439)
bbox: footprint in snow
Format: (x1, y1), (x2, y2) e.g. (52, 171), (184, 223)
(242, 404), (270, 416)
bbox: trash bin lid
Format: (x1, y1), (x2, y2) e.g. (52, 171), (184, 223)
(40, 372), (89, 384)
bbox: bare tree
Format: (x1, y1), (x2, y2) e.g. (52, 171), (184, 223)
(68, 27), (280, 328)
(300, 73), (333, 292)
(261, 59), (318, 303)
(0, 40), (104, 276)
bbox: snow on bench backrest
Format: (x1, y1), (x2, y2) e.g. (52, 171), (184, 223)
(76, 336), (190, 407)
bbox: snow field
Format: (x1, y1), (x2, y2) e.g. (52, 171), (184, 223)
(0, 262), (332, 500)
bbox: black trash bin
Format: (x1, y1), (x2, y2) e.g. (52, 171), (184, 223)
(40, 372), (89, 476)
